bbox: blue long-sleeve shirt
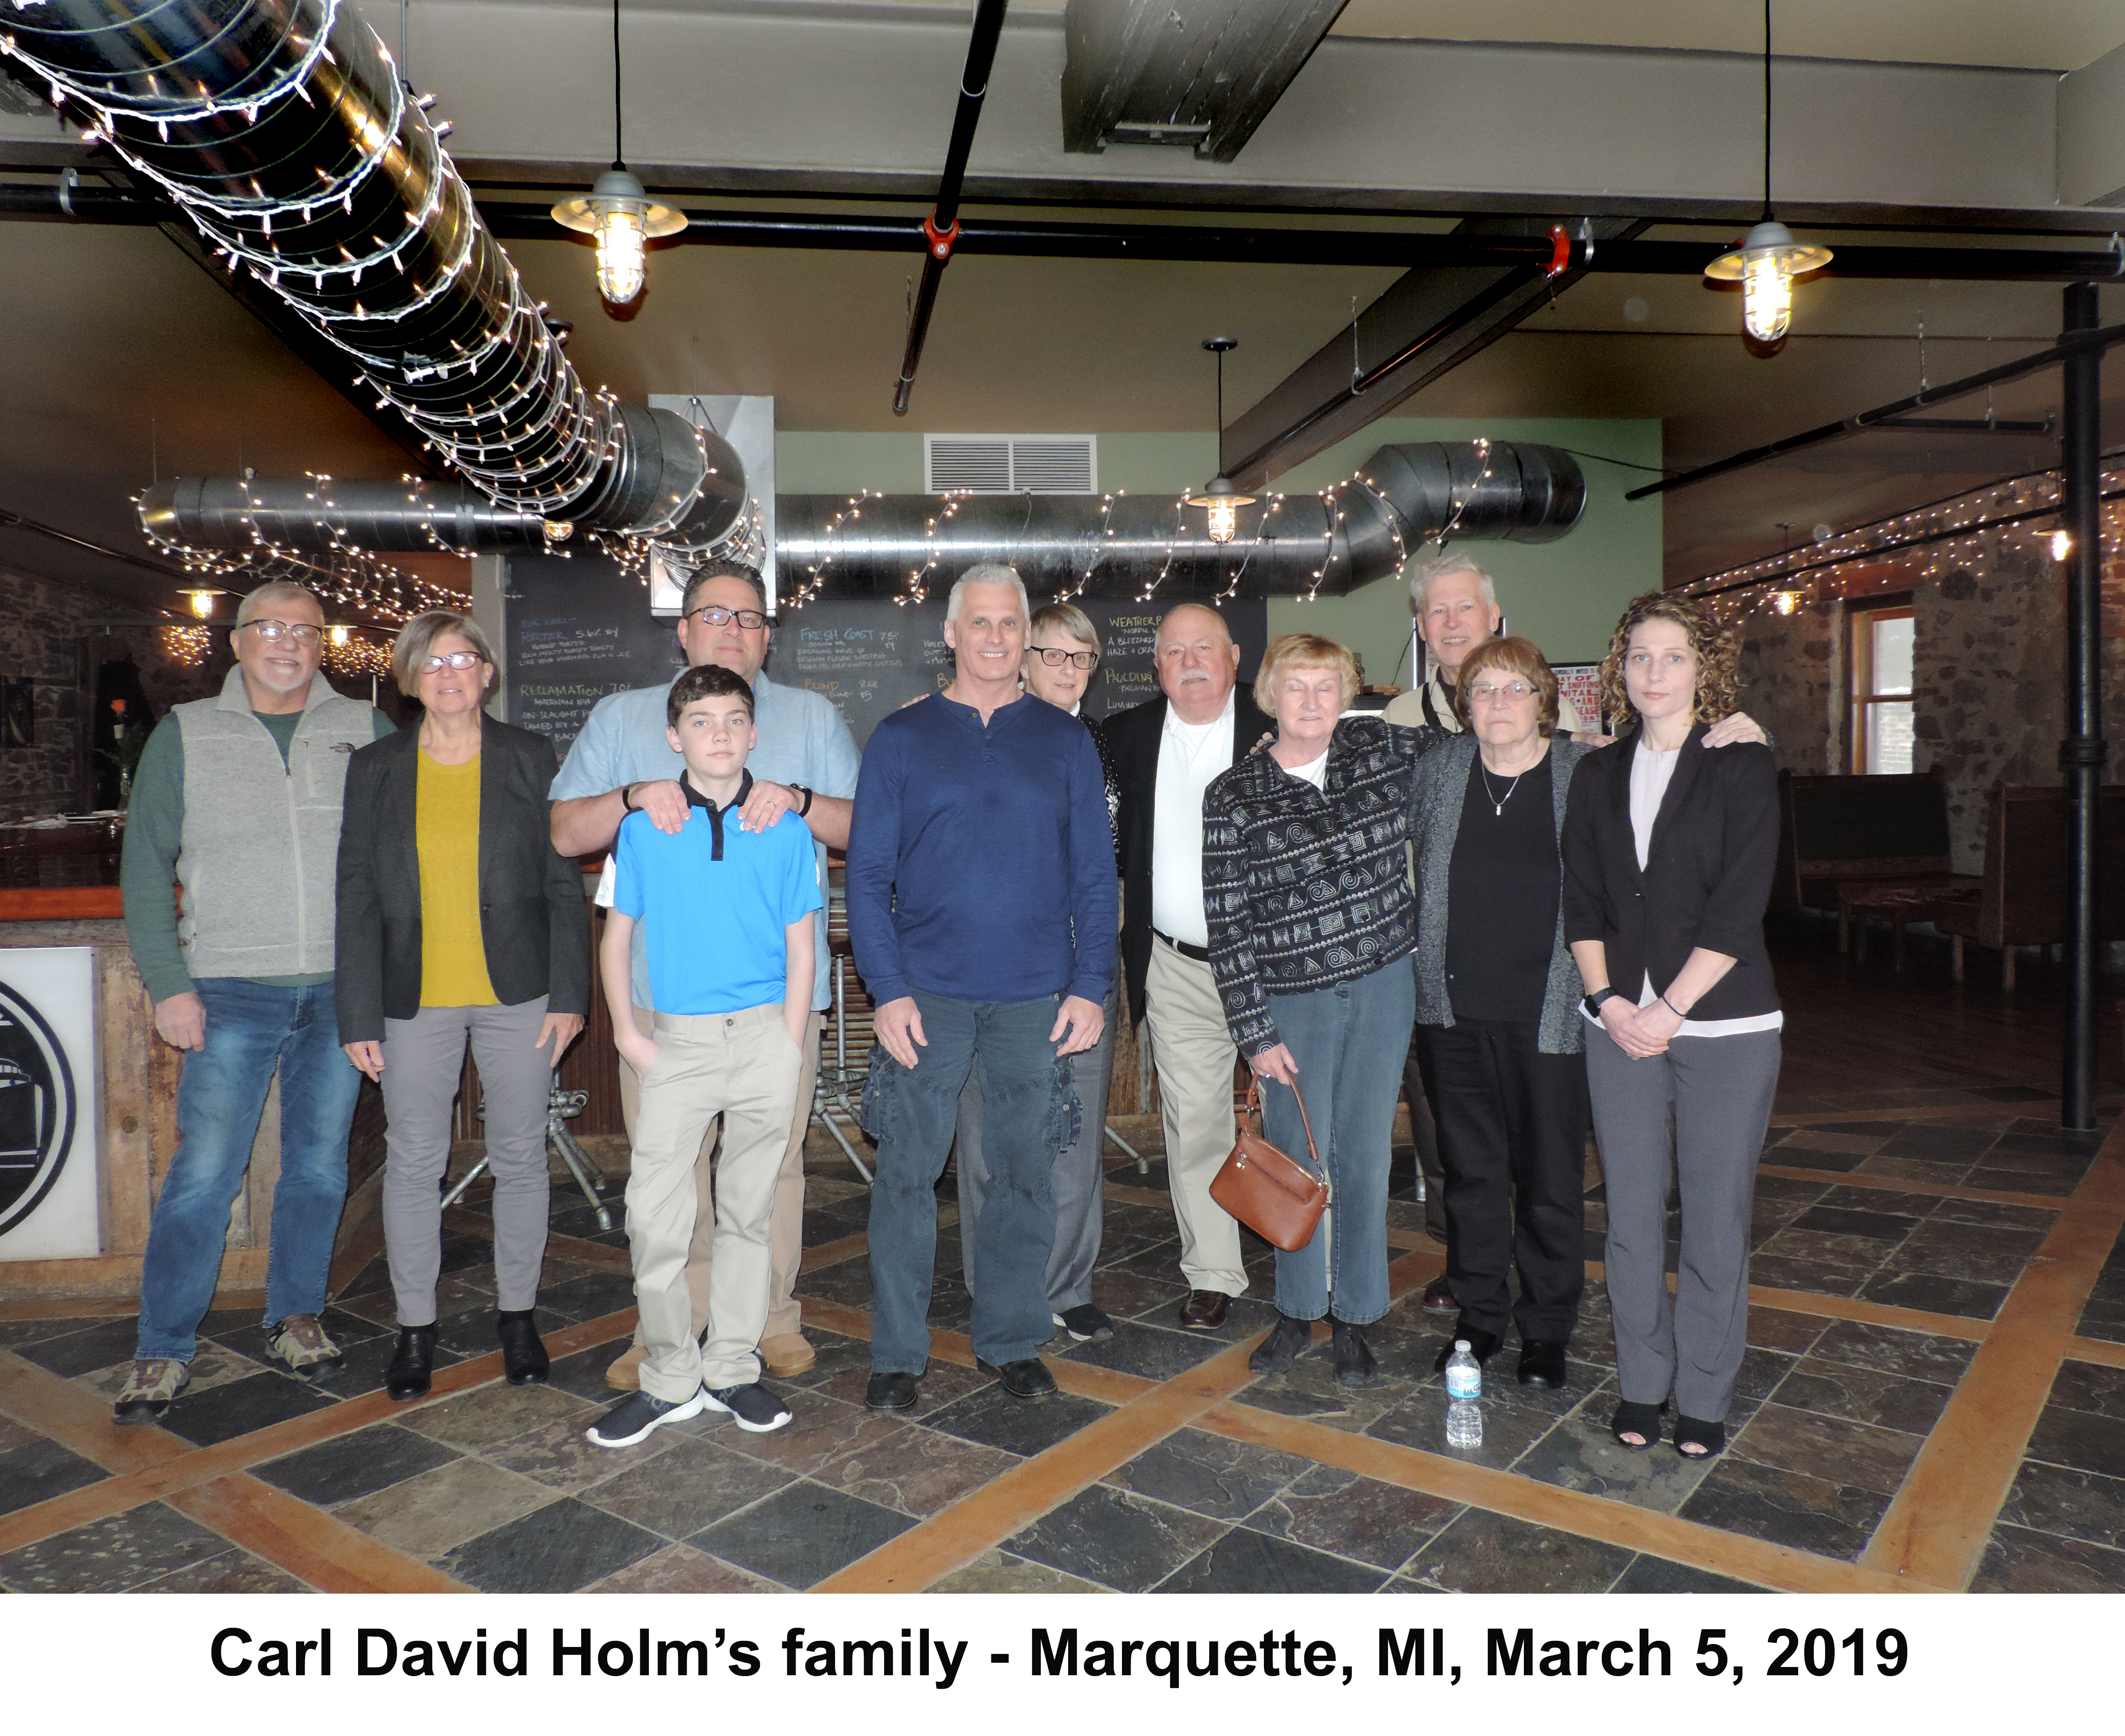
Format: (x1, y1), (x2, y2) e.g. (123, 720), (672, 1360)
(846, 692), (1118, 1007)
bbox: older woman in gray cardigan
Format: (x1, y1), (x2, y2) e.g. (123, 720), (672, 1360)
(1408, 637), (1595, 1393)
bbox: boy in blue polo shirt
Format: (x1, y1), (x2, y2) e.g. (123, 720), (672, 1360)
(587, 664), (821, 1447)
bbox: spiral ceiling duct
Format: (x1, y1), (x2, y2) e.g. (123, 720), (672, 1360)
(3, 0), (744, 553)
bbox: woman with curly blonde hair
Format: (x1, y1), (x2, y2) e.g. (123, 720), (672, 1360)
(1561, 591), (1781, 1462)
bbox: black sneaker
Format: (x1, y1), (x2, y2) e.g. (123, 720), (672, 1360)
(1053, 1304), (1115, 1342)
(704, 1383), (793, 1434)
(1248, 1313), (1313, 1376)
(585, 1387), (707, 1448)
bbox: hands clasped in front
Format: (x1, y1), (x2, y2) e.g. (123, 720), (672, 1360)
(1599, 995), (1681, 1060)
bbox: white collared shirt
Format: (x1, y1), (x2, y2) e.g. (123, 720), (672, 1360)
(1150, 690), (1237, 947)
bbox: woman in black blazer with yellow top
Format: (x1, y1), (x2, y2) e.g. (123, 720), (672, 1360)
(336, 612), (590, 1402)
(1562, 592), (1780, 1463)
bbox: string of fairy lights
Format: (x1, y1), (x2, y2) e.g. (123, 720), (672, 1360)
(1682, 464), (2125, 627)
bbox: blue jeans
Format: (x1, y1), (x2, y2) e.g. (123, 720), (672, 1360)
(1258, 962), (1414, 1325)
(136, 980), (363, 1362)
(862, 991), (1077, 1373)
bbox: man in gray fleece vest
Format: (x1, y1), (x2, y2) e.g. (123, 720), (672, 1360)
(112, 580), (394, 1424)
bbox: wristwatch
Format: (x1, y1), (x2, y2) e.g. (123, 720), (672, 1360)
(619, 783), (639, 814)
(789, 783), (814, 817)
(1582, 987), (1621, 1016)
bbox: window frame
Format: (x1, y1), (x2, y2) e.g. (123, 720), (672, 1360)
(1849, 595), (1917, 775)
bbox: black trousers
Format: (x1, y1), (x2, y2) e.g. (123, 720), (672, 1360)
(1413, 1018), (1590, 1342)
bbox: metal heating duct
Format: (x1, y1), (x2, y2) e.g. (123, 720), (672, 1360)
(141, 442), (1586, 598)
(2, 0), (744, 555)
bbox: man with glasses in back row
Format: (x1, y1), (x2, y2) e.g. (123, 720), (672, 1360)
(113, 580), (397, 1423)
(550, 560), (860, 1389)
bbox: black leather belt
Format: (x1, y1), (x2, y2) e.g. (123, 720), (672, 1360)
(1153, 928), (1211, 963)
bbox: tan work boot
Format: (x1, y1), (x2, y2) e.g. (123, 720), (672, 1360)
(604, 1343), (646, 1391)
(759, 1332), (816, 1378)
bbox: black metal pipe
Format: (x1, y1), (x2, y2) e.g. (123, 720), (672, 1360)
(2060, 284), (2105, 1130)
(1626, 319), (2125, 500)
(893, 0), (1009, 417)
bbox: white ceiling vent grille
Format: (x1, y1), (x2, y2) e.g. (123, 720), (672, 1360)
(925, 434), (1097, 495)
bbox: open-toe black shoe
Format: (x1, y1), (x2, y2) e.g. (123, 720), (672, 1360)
(1609, 1397), (1667, 1451)
(1674, 1414), (1726, 1460)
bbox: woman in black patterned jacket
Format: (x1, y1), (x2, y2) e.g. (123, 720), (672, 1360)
(1202, 632), (1444, 1386)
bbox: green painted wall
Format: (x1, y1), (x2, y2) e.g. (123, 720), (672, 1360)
(775, 418), (1660, 687)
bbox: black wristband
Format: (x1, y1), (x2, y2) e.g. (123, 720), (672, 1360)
(792, 783), (813, 817)
(1583, 987), (1621, 1016)
(619, 783), (638, 814)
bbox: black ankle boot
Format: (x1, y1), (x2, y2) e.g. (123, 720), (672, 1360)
(1248, 1313), (1314, 1376)
(1329, 1316), (1379, 1388)
(386, 1325), (437, 1402)
(497, 1309), (550, 1387)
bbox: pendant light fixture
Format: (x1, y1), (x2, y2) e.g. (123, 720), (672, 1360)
(1703, 2), (1830, 345)
(551, 0), (686, 306)
(1185, 337), (1254, 543)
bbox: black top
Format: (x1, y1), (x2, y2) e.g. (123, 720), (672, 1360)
(1444, 747), (1559, 1023)
(334, 719), (593, 1041)
(1560, 723), (1781, 1021)
(1105, 687), (1277, 1024)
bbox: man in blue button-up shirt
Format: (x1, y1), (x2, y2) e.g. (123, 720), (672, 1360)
(550, 561), (860, 1390)
(845, 565), (1116, 1413)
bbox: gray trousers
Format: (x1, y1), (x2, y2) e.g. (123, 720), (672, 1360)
(381, 996), (554, 1324)
(1585, 1024), (1780, 1424)
(955, 976), (1116, 1313)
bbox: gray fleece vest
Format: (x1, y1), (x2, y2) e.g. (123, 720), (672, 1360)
(174, 667), (377, 980)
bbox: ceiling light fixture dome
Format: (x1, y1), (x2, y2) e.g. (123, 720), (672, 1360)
(550, 0), (685, 307)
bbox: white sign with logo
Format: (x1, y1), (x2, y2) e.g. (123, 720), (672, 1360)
(0, 947), (101, 1261)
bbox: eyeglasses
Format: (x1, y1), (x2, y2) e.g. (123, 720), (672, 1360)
(1468, 680), (1535, 702)
(687, 605), (768, 631)
(240, 619), (322, 645)
(421, 651), (484, 672)
(1030, 646), (1099, 671)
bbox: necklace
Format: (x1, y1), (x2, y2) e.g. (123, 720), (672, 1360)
(1478, 761), (1522, 817)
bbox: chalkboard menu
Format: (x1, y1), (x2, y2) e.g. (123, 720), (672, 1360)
(503, 554), (1267, 755)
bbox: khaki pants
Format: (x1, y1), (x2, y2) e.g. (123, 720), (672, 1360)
(619, 1003), (820, 1346)
(627, 1005), (805, 1401)
(1143, 936), (1247, 1298)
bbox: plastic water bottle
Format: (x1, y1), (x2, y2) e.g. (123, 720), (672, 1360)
(1444, 1341), (1483, 1448)
(1446, 1398), (1483, 1449)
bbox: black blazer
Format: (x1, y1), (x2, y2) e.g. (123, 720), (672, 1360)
(1560, 723), (1781, 1022)
(335, 719), (592, 1041)
(1105, 687), (1275, 1023)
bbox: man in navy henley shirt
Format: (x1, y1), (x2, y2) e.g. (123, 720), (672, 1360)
(846, 565), (1117, 1410)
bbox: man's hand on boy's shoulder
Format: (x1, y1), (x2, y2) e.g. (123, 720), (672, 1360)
(627, 778), (690, 835)
(739, 780), (800, 833)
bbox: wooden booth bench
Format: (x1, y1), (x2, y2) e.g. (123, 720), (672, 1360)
(1776, 768), (1978, 952)
(1933, 783), (2125, 990)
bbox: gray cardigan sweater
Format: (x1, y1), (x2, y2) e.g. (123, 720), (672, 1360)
(1409, 732), (1592, 1054)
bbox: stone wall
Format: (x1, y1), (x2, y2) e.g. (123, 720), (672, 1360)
(1734, 546), (2125, 872)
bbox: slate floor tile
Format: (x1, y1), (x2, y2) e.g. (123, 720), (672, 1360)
(523, 1269), (640, 1327)
(0, 1313), (110, 1351)
(2025, 1403), (2125, 1478)
(1928, 1197), (2058, 1233)
(439, 1496), (664, 1593)
(1856, 1271), (2008, 1321)
(76, 1338), (263, 1401)
(1101, 1427), (1309, 1519)
(1513, 1404), (1721, 1514)
(1885, 1221), (2046, 1286)
(1088, 1268), (1190, 1323)
(1401, 1508), (1634, 1593)
(1156, 1525), (1385, 1593)
(332, 1455), (559, 1558)
(1806, 1318), (1977, 1384)
(1997, 1461), (2125, 1551)
(137, 1552), (312, 1593)
(0, 1436), (107, 1516)
(1758, 1227), (1899, 1270)
(543, 1335), (639, 1401)
(253, 1422), (461, 1506)
(691, 1480), (918, 1589)
(1970, 1523), (2125, 1592)
(923, 1384), (1113, 1457)
(1610, 1555), (1771, 1594)
(16, 1314), (150, 1378)
(1365, 1386), (1560, 1469)
(1772, 1358), (1956, 1434)
(1005, 1484), (1227, 1593)
(809, 1355), (989, 1415)
(707, 1392), (908, 1474)
(2049, 1360), (2125, 1421)
(579, 1434), (795, 1538)
(399, 1379), (590, 1452)
(0, 1502), (234, 1592)
(810, 1423), (1020, 1518)
(585, 1542), (787, 1594)
(1745, 1253), (1869, 1299)
(1744, 1305), (1825, 1355)
(1677, 1456), (1889, 1562)
(1057, 1320), (1218, 1380)
(1730, 1404), (1923, 1497)
(155, 1370), (341, 1447)
(1242, 1464), (1458, 1569)
(484, 1408), (680, 1493)
(926, 1548), (1112, 1594)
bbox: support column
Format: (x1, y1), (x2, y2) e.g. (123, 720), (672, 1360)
(2059, 283), (2105, 1130)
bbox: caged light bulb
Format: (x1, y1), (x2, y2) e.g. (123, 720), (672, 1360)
(593, 204), (647, 304)
(1204, 496), (1238, 544)
(1742, 253), (1793, 343)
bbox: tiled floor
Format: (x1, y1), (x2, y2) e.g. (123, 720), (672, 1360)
(3, 1085), (2122, 1594)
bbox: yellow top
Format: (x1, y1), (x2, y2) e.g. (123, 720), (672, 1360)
(416, 750), (497, 1007)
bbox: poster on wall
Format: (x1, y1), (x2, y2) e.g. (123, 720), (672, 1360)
(1553, 663), (1602, 731)
(0, 947), (100, 1262)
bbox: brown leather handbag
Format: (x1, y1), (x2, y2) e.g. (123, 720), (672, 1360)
(1209, 1078), (1328, 1252)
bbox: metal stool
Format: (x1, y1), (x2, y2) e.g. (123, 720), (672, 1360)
(443, 1078), (614, 1231)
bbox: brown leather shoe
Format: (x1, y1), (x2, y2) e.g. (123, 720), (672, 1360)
(1179, 1289), (1229, 1331)
(604, 1344), (646, 1392)
(1421, 1276), (1456, 1314)
(759, 1332), (817, 1378)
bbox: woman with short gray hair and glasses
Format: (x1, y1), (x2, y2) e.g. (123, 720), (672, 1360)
(336, 610), (591, 1402)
